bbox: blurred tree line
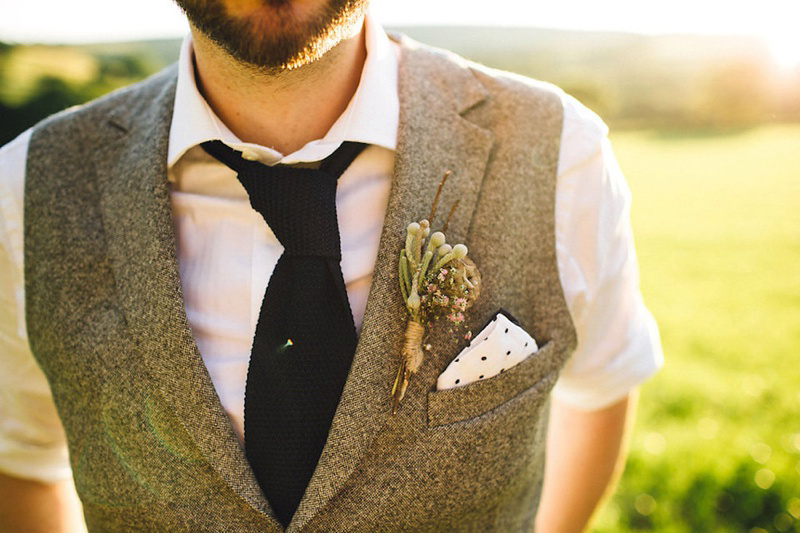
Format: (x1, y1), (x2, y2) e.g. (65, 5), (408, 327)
(2, 29), (800, 146)
(0, 41), (165, 145)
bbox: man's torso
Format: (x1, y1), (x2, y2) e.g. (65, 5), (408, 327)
(21, 38), (575, 531)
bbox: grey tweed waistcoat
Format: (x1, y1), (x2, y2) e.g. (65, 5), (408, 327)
(24, 36), (577, 532)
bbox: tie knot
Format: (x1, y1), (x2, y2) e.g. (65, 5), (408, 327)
(238, 164), (342, 258)
(200, 140), (367, 258)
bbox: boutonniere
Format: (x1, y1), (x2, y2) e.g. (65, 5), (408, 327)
(392, 171), (482, 413)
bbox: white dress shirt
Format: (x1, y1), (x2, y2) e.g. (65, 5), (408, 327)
(0, 14), (662, 482)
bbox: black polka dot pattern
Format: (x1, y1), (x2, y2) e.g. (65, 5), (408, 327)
(436, 312), (539, 390)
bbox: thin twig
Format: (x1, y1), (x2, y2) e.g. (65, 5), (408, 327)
(442, 198), (460, 235)
(427, 170), (452, 226)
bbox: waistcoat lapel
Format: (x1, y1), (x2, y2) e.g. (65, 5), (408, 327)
(290, 36), (495, 530)
(95, 67), (278, 526)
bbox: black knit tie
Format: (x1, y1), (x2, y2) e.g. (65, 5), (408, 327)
(201, 140), (366, 527)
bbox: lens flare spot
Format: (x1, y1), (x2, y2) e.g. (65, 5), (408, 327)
(644, 432), (666, 455)
(634, 493), (657, 516)
(750, 442), (773, 465)
(788, 497), (800, 519)
(754, 468), (776, 490)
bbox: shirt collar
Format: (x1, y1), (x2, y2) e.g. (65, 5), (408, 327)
(167, 11), (399, 168)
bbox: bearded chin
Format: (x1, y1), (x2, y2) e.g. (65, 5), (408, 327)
(174, 0), (368, 71)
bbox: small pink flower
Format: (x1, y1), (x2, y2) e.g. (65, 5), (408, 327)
(447, 312), (465, 324)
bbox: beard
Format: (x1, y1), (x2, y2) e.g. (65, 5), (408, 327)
(173, 0), (368, 71)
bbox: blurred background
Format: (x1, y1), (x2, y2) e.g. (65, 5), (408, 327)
(1, 0), (798, 530)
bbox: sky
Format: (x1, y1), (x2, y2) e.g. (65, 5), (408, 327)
(1, 0), (799, 65)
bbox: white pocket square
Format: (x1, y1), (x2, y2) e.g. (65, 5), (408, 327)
(436, 312), (539, 390)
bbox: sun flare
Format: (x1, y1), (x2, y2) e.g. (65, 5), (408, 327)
(765, 31), (800, 71)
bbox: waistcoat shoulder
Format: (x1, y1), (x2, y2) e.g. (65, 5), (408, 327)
(29, 63), (179, 144)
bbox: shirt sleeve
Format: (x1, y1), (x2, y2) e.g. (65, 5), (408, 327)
(0, 129), (73, 482)
(551, 94), (663, 411)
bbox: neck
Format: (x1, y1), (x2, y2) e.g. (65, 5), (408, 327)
(191, 19), (367, 155)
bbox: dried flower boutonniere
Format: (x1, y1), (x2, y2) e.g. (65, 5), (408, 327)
(392, 171), (482, 414)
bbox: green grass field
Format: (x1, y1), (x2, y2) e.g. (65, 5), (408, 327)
(592, 125), (800, 531)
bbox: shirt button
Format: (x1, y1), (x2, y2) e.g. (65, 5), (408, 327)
(241, 149), (260, 161)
